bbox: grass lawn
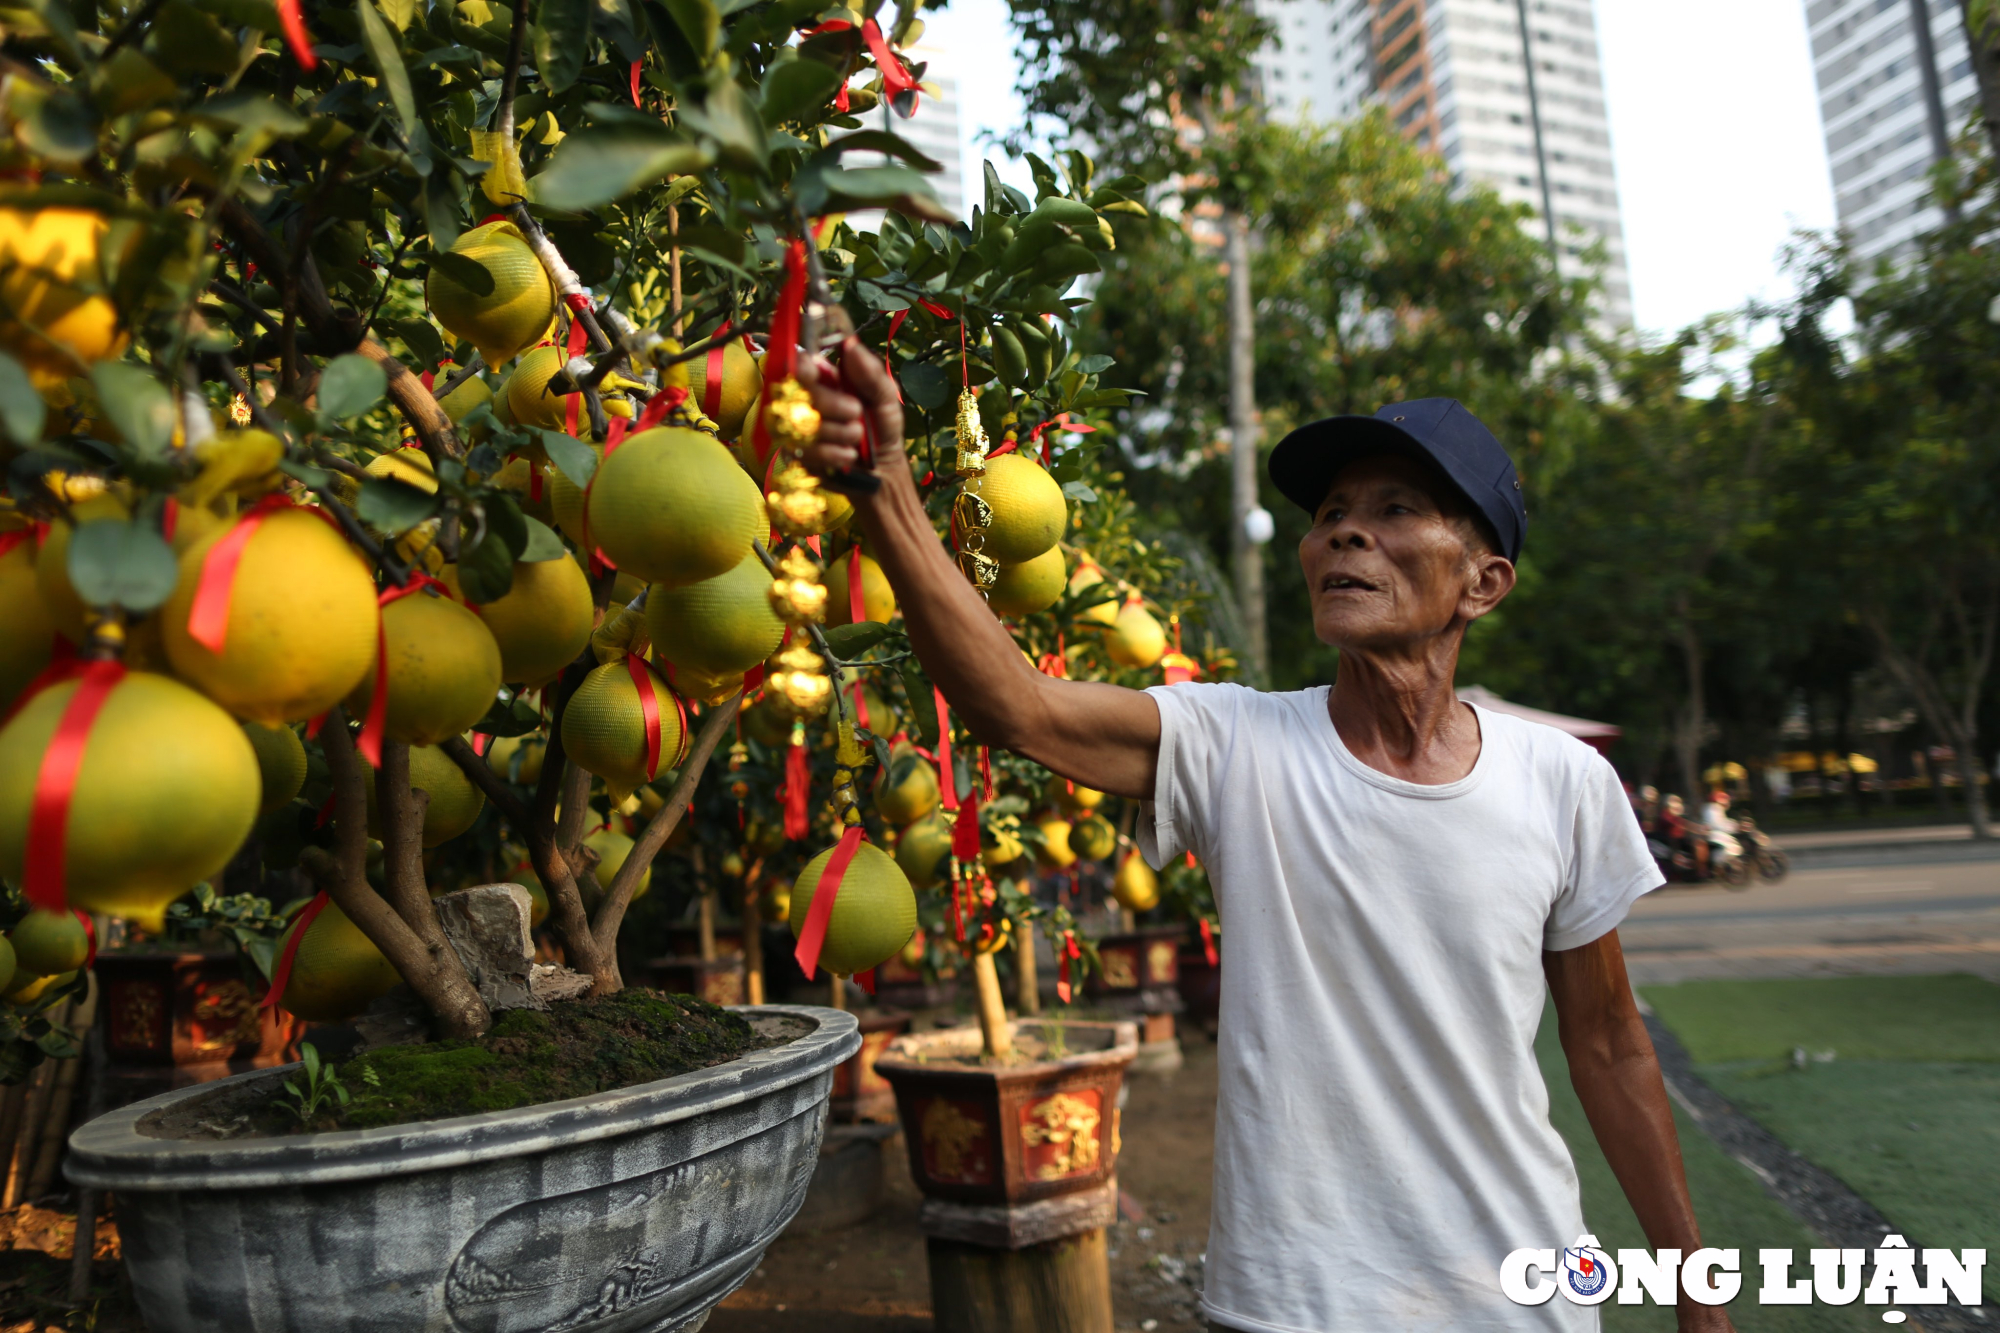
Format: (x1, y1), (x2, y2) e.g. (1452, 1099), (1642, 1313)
(1535, 1009), (1879, 1332)
(1640, 974), (2000, 1303)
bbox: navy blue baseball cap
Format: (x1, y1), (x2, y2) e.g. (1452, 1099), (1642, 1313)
(1267, 398), (1526, 562)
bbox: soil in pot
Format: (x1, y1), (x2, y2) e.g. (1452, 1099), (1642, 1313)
(148, 989), (778, 1137)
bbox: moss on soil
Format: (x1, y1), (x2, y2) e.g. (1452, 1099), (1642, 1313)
(284, 990), (771, 1132)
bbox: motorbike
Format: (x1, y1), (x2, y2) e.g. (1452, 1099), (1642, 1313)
(1731, 816), (1790, 883)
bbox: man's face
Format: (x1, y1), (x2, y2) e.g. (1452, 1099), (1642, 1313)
(1297, 453), (1513, 653)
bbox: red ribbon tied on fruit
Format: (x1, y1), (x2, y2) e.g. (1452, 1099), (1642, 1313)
(794, 824), (866, 981)
(262, 891), (332, 1011)
(22, 660), (125, 912)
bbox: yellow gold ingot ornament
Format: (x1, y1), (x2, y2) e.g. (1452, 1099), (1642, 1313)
(763, 641), (832, 719)
(767, 463), (834, 537)
(766, 545), (828, 626)
(953, 388), (988, 477)
(950, 388), (998, 596)
(762, 379), (821, 457)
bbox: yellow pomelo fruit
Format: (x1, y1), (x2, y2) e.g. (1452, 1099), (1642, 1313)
(1068, 562), (1119, 627)
(1060, 782), (1106, 812)
(443, 556), (593, 687)
(0, 939), (14, 993)
(424, 221), (558, 369)
(244, 722), (307, 815)
(790, 839), (916, 975)
(978, 454), (1066, 564)
(5, 969), (70, 1007)
(364, 742), (487, 847)
(7, 909), (88, 975)
(1, 535), (57, 712)
(669, 664), (748, 706)
(1113, 849), (1160, 911)
(875, 746), (938, 826)
(485, 733), (546, 785)
(0, 207), (129, 384)
(824, 551), (896, 626)
(562, 658), (685, 788)
(587, 428), (763, 586)
(502, 344), (572, 431)
(1068, 813), (1116, 861)
(687, 339), (763, 440)
(366, 446), (438, 493)
(162, 507), (379, 725)
(761, 883), (791, 922)
(645, 554), (785, 677)
(0, 672), (259, 930)
(437, 373), (492, 424)
(166, 499), (231, 558)
(1036, 817), (1077, 869)
(987, 545), (1066, 617)
(35, 493), (129, 644)
(492, 454), (554, 524)
(277, 900), (403, 1021)
(346, 592), (502, 745)
(584, 827), (650, 902)
(548, 443), (600, 545)
(986, 816), (1025, 866)
(1106, 601), (1167, 669)
(742, 694), (793, 748)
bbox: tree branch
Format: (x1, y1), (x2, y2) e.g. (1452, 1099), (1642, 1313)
(440, 735), (535, 828)
(526, 664), (618, 991)
(592, 692), (743, 953)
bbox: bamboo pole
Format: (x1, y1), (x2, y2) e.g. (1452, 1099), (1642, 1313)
(1015, 923), (1040, 1016)
(698, 889), (717, 962)
(742, 879), (766, 1005)
(2, 1031), (61, 1207)
(972, 952), (1013, 1060)
(828, 973), (847, 1012)
(26, 981), (96, 1200)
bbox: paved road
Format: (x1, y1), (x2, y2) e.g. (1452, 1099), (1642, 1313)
(1619, 855), (2000, 984)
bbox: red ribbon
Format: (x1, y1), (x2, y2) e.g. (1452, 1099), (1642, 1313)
(187, 495), (294, 653)
(1057, 929), (1081, 1003)
(161, 496), (180, 543)
(794, 824), (865, 980)
(629, 60), (643, 107)
(262, 892), (331, 1010)
(75, 910), (96, 969)
(1027, 413), (1096, 466)
(1198, 916), (1219, 967)
(933, 685), (956, 812)
(782, 730), (810, 841)
(24, 660), (125, 912)
(750, 242), (811, 465)
(625, 653), (663, 781)
(978, 745), (994, 803)
(848, 679), (870, 730)
(846, 546), (866, 626)
(633, 389), (684, 433)
(277, 0), (316, 70)
(359, 573), (454, 768)
(702, 320), (732, 421)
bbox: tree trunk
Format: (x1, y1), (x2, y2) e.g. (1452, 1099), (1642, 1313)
(927, 1230), (1113, 1333)
(1863, 609), (1994, 839)
(1224, 208), (1267, 682)
(973, 950), (1013, 1059)
(1015, 922), (1040, 1016)
(1674, 614), (1704, 805)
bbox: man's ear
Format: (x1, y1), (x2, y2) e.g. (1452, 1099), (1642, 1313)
(1460, 553), (1516, 623)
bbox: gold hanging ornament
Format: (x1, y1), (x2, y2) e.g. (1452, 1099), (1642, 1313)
(766, 544), (828, 625)
(952, 388), (997, 593)
(763, 640), (832, 719)
(763, 378), (822, 458)
(767, 462), (834, 537)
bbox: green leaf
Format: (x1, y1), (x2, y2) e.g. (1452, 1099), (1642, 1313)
(534, 0), (592, 92)
(92, 48), (178, 118)
(760, 57), (843, 126)
(538, 428), (598, 487)
(659, 0), (718, 53)
(485, 491), (529, 560)
(318, 354), (388, 420)
(151, 0), (240, 74)
(900, 659), (938, 748)
(823, 621), (890, 656)
(357, 476), (440, 534)
(356, 0), (420, 139)
(421, 169), (463, 253)
(819, 166), (953, 223)
(11, 83), (98, 165)
(687, 77), (765, 169)
(33, 1025), (81, 1060)
(197, 93), (310, 140)
(1060, 479), (1098, 503)
(0, 352), (45, 447)
(430, 251), (495, 297)
(824, 129), (942, 173)
(387, 318), (446, 371)
(378, 0), (413, 28)
(66, 516), (180, 613)
(899, 361), (949, 411)
(89, 363), (176, 457)
(519, 515), (568, 561)
(534, 129), (711, 211)
(476, 692), (546, 736)
(1074, 354), (1114, 375)
(457, 528), (516, 603)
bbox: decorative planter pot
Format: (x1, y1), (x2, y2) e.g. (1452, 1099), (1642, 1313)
(828, 1008), (910, 1123)
(646, 955), (748, 1006)
(94, 952), (303, 1106)
(66, 1005), (859, 1333)
(1085, 928), (1182, 997)
(875, 1020), (1137, 1212)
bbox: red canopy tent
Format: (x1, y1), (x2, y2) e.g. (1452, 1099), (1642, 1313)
(1458, 686), (1622, 756)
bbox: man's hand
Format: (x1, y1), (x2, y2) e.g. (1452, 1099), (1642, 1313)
(797, 336), (907, 488)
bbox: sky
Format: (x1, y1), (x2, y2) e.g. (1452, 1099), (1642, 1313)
(915, 0), (1841, 342)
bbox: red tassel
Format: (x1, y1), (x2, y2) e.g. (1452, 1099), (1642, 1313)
(629, 59), (643, 106)
(23, 661), (124, 911)
(950, 791), (981, 861)
(1199, 916), (1219, 967)
(1057, 930), (1081, 1003)
(783, 733), (810, 841)
(979, 745), (994, 803)
(934, 686), (956, 811)
(854, 966), (874, 995)
(277, 0), (317, 70)
(262, 892), (331, 1010)
(795, 825), (865, 979)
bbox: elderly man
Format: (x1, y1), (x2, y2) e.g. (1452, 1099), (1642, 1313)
(803, 347), (1733, 1333)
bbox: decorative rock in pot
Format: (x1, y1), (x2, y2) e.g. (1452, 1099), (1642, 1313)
(66, 1005), (858, 1333)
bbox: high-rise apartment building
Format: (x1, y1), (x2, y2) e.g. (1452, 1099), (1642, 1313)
(1254, 0), (1632, 328)
(1804, 0), (1976, 268)
(847, 47), (970, 226)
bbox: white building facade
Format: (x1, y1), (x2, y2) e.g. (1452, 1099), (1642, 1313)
(1804, 0), (1977, 268)
(1254, 0), (1632, 328)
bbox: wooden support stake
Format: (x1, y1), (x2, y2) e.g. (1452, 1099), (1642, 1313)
(742, 881), (766, 1005)
(828, 972), (847, 1012)
(698, 888), (717, 962)
(1015, 924), (1041, 1016)
(926, 1229), (1113, 1333)
(26, 981), (95, 1200)
(973, 951), (1013, 1059)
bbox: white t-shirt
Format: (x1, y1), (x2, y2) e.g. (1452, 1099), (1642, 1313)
(1139, 684), (1659, 1333)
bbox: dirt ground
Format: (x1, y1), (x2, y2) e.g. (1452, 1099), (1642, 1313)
(711, 1033), (1221, 1333)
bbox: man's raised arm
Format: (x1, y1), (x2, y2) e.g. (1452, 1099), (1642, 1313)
(799, 337), (1161, 800)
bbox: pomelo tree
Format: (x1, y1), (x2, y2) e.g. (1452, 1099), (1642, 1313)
(0, 0), (1217, 1066)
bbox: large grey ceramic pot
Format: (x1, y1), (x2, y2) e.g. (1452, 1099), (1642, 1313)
(67, 1005), (858, 1333)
